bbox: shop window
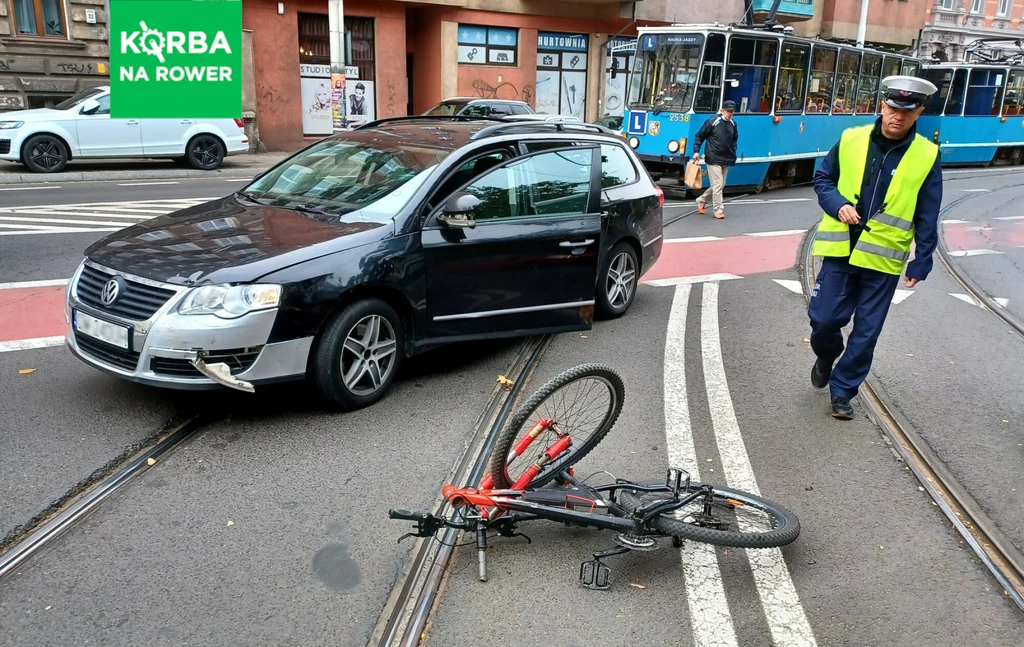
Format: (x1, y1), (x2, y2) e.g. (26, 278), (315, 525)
(457, 24), (518, 66)
(536, 32), (589, 119)
(12, 0), (66, 37)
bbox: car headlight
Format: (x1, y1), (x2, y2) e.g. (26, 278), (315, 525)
(0, 121), (24, 130)
(178, 284), (282, 318)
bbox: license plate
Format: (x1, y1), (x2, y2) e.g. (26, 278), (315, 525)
(74, 309), (130, 349)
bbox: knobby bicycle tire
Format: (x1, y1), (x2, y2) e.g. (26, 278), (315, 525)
(617, 482), (800, 549)
(485, 363), (625, 490)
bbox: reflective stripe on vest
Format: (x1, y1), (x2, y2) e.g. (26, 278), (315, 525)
(811, 125), (937, 275)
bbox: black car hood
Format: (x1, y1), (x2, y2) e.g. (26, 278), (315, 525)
(84, 194), (391, 285)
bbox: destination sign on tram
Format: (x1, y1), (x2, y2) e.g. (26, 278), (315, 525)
(642, 34), (703, 50)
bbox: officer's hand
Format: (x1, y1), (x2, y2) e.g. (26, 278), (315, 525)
(692, 153), (700, 163)
(904, 277), (919, 288)
(838, 204), (860, 225)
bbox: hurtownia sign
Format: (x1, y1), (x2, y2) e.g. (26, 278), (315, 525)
(110, 0), (242, 119)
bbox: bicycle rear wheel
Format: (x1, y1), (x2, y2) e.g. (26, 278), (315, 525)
(616, 481), (800, 549)
(485, 363), (624, 490)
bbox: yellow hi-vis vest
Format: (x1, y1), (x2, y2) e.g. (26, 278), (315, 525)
(811, 124), (938, 275)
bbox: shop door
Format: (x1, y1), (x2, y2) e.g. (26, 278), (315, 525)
(536, 32), (589, 119)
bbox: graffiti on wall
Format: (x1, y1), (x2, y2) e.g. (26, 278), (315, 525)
(386, 79), (396, 116)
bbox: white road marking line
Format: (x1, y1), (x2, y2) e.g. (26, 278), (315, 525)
(0, 223), (75, 230)
(942, 219), (970, 224)
(890, 289), (915, 305)
(0, 336), (66, 353)
(0, 186), (62, 191)
(773, 279), (804, 295)
(0, 197), (218, 210)
(0, 227), (118, 236)
(947, 249), (1003, 257)
(0, 215), (139, 227)
(996, 297), (1010, 307)
(0, 279), (68, 290)
(701, 281), (817, 647)
(950, 293), (1010, 308)
(665, 283), (740, 647)
(0, 210), (153, 219)
(745, 229), (806, 237)
(994, 215), (1024, 220)
(666, 236), (724, 243)
(224, 178), (252, 182)
(963, 188), (989, 192)
(646, 273), (744, 287)
(117, 181), (180, 186)
(71, 206), (174, 214)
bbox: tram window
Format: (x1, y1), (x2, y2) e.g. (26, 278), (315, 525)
(945, 69), (967, 116)
(776, 41), (809, 113)
(877, 57), (902, 112)
(1002, 69), (1024, 116)
(923, 68), (953, 115)
(628, 35), (704, 112)
(832, 50), (861, 115)
(855, 54), (882, 115)
(807, 46), (837, 114)
(903, 60), (920, 77)
(965, 68), (1006, 116)
(723, 37), (778, 114)
(694, 33), (726, 113)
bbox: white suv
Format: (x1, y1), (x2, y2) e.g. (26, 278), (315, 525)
(0, 86), (249, 173)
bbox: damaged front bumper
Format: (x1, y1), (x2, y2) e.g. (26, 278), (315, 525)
(64, 261), (311, 392)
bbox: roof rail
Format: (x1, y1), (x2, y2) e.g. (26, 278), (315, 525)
(469, 120), (619, 140)
(353, 114), (509, 130)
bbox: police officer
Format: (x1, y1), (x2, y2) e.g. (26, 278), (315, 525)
(808, 76), (942, 419)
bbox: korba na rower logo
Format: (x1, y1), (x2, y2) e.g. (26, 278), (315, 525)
(119, 21), (234, 83)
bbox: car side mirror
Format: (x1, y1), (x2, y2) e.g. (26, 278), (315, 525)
(439, 192), (480, 228)
(80, 99), (101, 115)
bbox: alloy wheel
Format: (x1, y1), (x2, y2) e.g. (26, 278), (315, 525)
(30, 141), (64, 171)
(605, 251), (637, 310)
(190, 137), (221, 168)
(340, 314), (398, 396)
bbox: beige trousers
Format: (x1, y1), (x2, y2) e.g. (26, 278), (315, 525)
(696, 164), (728, 215)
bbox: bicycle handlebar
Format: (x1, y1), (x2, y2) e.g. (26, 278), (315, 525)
(388, 508), (435, 522)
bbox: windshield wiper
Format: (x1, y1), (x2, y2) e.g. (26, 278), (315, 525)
(236, 190), (266, 204)
(290, 202), (339, 218)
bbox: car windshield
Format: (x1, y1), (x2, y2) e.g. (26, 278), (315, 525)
(628, 34), (704, 112)
(240, 137), (450, 219)
(425, 100), (470, 115)
(54, 88), (106, 111)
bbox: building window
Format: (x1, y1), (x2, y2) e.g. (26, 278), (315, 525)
(457, 25), (518, 66)
(998, 0), (1010, 15)
(938, 0), (955, 9)
(970, 0), (982, 14)
(12, 0), (66, 37)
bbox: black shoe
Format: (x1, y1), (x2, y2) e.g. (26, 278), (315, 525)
(811, 357), (833, 389)
(830, 396), (854, 420)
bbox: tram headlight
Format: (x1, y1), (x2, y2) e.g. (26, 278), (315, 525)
(667, 139), (680, 153)
(628, 136), (640, 149)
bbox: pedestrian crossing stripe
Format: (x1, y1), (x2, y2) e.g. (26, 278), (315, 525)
(0, 197), (219, 236)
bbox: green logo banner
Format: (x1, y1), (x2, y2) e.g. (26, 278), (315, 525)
(110, 0), (242, 118)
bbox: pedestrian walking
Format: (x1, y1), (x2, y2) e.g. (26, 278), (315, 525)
(692, 99), (738, 219)
(808, 75), (942, 420)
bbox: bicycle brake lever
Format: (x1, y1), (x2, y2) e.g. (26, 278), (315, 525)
(398, 532), (416, 544)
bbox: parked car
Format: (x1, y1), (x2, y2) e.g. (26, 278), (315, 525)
(64, 115), (664, 410)
(0, 86), (249, 173)
(502, 114), (581, 123)
(424, 97), (535, 118)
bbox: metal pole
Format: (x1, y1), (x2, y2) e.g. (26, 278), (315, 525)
(856, 0), (869, 48)
(328, 0), (346, 132)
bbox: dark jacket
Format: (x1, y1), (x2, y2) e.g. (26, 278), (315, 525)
(812, 118), (943, 281)
(693, 114), (738, 167)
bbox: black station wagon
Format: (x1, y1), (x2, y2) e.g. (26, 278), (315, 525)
(64, 116), (665, 409)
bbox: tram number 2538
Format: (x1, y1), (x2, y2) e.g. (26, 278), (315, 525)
(669, 113), (691, 123)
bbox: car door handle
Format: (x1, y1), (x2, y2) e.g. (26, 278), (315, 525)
(181, 119), (192, 124)
(559, 239), (594, 248)
(126, 120), (138, 125)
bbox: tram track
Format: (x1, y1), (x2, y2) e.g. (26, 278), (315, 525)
(369, 334), (552, 647)
(0, 412), (211, 581)
(798, 227), (1024, 614)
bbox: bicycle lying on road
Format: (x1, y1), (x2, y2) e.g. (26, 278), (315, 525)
(389, 364), (801, 590)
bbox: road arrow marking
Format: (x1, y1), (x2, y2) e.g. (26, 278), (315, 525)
(949, 293), (1010, 308)
(891, 289), (915, 305)
(646, 273), (743, 287)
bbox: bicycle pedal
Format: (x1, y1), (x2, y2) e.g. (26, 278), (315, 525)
(579, 558), (612, 590)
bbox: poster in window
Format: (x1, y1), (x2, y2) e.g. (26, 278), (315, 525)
(535, 71), (560, 115)
(560, 71), (586, 119)
(346, 79), (376, 126)
(300, 64), (333, 136)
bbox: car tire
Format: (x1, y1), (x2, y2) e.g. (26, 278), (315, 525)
(311, 298), (404, 411)
(185, 134), (225, 170)
(595, 241), (639, 319)
(22, 135), (69, 173)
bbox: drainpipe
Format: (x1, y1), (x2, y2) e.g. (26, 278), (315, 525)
(856, 0), (869, 48)
(329, 0), (346, 132)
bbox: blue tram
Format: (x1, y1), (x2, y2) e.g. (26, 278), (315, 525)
(621, 23), (922, 193)
(918, 61), (1024, 166)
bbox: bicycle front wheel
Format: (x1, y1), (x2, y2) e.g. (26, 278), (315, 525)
(485, 363), (624, 490)
(616, 481), (800, 549)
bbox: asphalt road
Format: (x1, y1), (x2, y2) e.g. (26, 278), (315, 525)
(2, 171), (1024, 646)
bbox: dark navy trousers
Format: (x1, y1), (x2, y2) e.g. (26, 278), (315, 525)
(808, 257), (901, 399)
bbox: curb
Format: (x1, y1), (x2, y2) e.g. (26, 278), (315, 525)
(0, 165), (272, 185)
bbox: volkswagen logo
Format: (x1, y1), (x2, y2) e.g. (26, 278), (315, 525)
(100, 277), (125, 306)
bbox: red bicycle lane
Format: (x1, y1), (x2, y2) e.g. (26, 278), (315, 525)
(0, 230), (810, 349)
